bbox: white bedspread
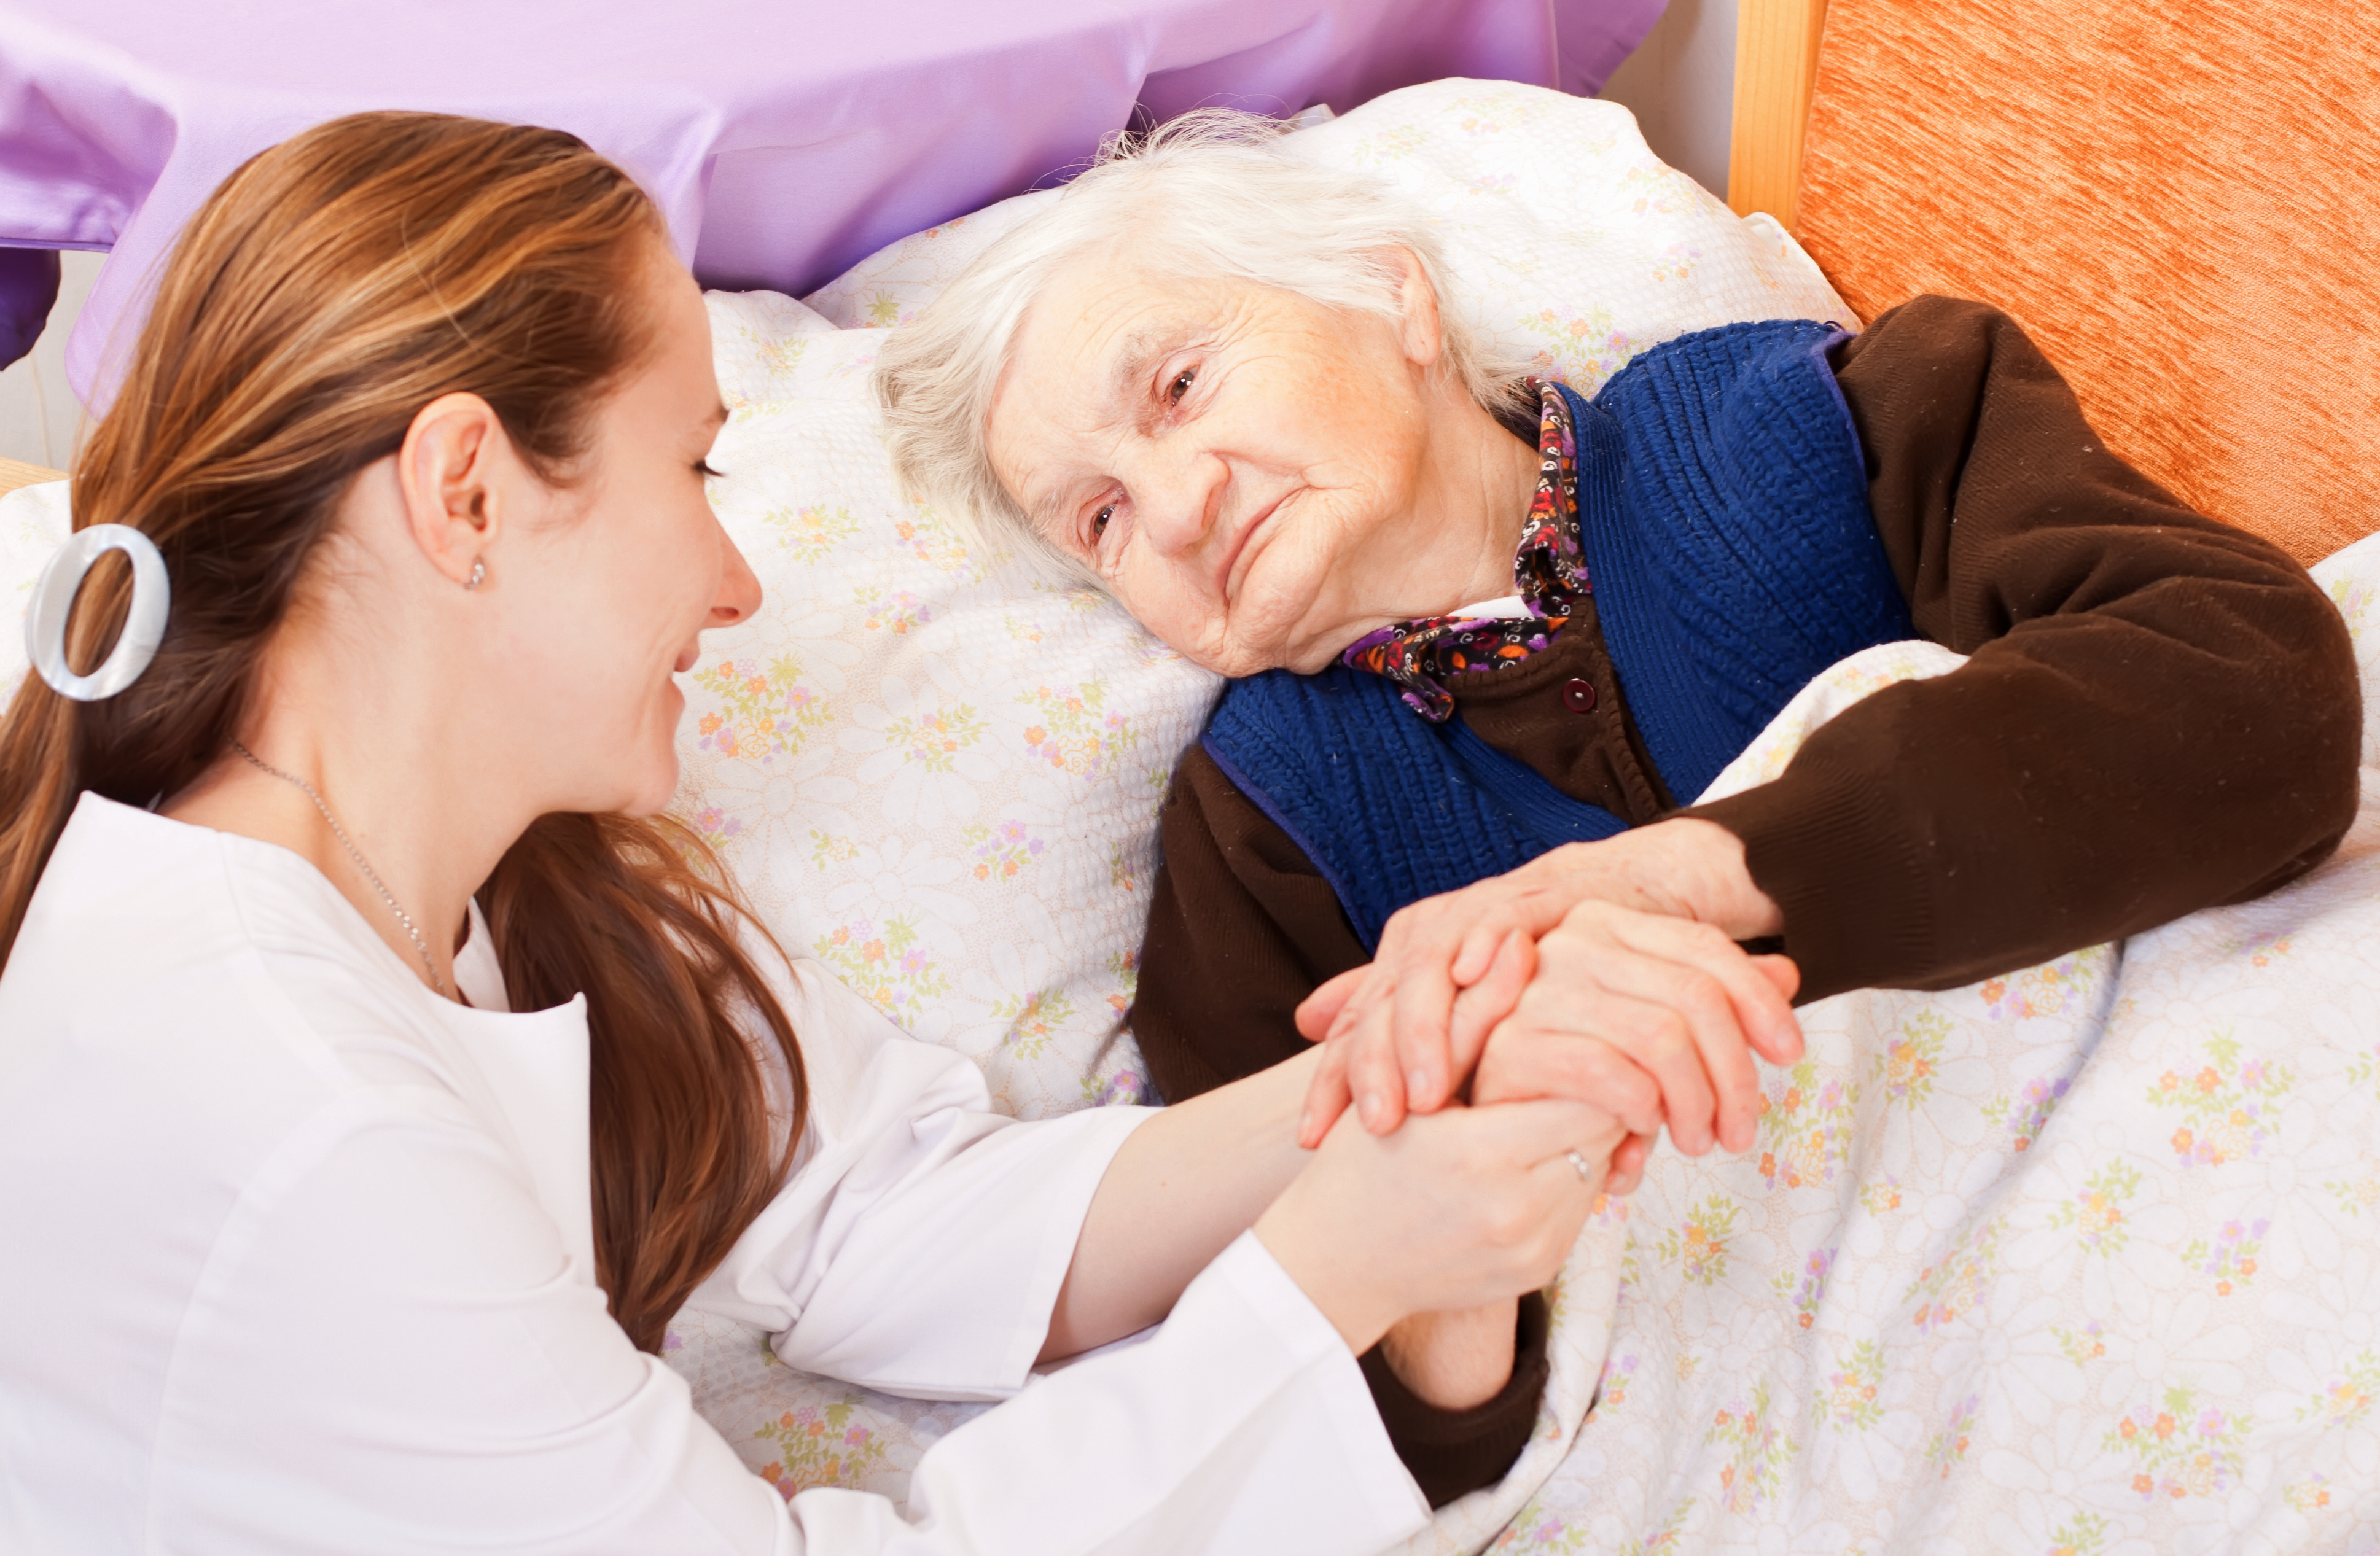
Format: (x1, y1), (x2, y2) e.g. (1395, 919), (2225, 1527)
(665, 539), (2380, 1556)
(1419, 538), (2380, 1556)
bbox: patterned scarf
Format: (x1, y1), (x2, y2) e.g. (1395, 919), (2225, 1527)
(1338, 379), (1588, 721)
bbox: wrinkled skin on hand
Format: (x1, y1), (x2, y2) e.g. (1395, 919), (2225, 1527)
(1293, 818), (1804, 1191)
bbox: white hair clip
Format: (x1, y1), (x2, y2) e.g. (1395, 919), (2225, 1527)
(25, 524), (172, 702)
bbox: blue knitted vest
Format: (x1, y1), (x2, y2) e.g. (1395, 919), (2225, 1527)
(1200, 319), (1914, 951)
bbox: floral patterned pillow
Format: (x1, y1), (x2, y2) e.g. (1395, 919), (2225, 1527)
(689, 292), (1187, 1118)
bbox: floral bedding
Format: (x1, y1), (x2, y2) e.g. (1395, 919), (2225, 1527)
(1448, 565), (2380, 1556)
(665, 543), (2380, 1555)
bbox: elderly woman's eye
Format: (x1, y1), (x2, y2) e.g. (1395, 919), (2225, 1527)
(1168, 368), (1196, 403)
(1091, 503), (1118, 541)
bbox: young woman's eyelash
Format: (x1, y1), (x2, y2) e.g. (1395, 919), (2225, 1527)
(698, 459), (726, 478)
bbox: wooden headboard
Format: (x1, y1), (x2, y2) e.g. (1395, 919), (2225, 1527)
(1725, 0), (2380, 566)
(0, 457), (64, 500)
(1725, 0), (1827, 236)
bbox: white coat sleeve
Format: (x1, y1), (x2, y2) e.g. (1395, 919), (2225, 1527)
(689, 961), (1157, 1401)
(161, 1092), (1426, 1556)
(779, 1234), (1433, 1556)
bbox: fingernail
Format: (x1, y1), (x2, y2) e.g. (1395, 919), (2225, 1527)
(1357, 1092), (1384, 1129)
(1407, 1067), (1432, 1104)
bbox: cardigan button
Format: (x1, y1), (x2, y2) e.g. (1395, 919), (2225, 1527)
(1561, 677), (1598, 714)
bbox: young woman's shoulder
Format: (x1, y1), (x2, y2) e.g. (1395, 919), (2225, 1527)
(0, 792), (596, 1254)
(4, 794), (526, 1119)
(0, 798), (685, 1551)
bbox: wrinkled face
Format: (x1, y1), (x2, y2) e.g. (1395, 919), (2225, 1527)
(984, 249), (1461, 677)
(501, 254), (759, 817)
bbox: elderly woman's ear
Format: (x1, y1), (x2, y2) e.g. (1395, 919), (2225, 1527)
(1384, 246), (1451, 379)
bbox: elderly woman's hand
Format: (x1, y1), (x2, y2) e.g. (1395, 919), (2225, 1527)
(1293, 819), (1804, 1161)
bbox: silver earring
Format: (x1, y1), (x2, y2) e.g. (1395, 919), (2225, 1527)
(464, 558), (486, 592)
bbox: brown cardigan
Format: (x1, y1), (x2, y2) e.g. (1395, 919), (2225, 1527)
(1128, 296), (2365, 1501)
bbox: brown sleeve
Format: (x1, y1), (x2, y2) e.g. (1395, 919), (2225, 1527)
(1127, 745), (1548, 1504)
(1687, 294), (2362, 1000)
(1358, 1293), (1550, 1508)
(1129, 744), (1369, 1106)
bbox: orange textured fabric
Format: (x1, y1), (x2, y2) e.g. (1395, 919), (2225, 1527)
(1795, 0), (2380, 564)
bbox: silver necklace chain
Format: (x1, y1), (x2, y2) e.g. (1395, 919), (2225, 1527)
(232, 741), (450, 997)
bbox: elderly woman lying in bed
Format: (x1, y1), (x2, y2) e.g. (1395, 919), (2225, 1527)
(877, 114), (2362, 1497)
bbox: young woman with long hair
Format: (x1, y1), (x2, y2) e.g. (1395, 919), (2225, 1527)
(0, 114), (1624, 1555)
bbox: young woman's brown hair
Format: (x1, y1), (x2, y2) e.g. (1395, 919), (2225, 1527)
(0, 112), (803, 1353)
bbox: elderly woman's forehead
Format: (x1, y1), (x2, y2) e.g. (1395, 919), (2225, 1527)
(1001, 274), (1200, 431)
(1027, 260), (1203, 360)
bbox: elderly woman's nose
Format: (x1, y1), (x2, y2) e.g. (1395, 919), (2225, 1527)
(1129, 446), (1230, 558)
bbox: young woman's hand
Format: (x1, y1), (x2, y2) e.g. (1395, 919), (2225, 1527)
(1292, 819), (1803, 1157)
(1254, 1098), (1623, 1356)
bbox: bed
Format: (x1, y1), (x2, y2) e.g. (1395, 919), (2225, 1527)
(0, 457), (50, 497)
(7, 5), (2380, 1550)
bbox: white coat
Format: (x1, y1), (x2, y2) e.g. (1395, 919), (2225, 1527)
(0, 795), (1429, 1555)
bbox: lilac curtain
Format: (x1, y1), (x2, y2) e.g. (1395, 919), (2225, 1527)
(0, 0), (1666, 400)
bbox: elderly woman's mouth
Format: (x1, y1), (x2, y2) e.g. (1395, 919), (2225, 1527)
(1218, 492), (1290, 602)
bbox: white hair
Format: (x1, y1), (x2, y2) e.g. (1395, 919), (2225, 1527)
(873, 109), (1538, 579)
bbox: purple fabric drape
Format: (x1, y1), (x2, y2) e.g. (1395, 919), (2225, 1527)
(0, 245), (58, 368)
(0, 0), (1665, 400)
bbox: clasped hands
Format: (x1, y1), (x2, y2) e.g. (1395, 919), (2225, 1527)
(1249, 819), (1804, 1412)
(1297, 817), (1806, 1194)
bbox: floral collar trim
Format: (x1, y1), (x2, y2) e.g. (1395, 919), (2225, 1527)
(1339, 379), (1587, 721)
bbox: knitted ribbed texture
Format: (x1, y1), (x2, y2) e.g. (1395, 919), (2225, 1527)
(1203, 320), (1913, 949)
(1202, 666), (1628, 951)
(1567, 319), (1914, 804)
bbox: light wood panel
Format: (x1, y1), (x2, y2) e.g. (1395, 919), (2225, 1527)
(0, 457), (66, 499)
(1725, 0), (1828, 230)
